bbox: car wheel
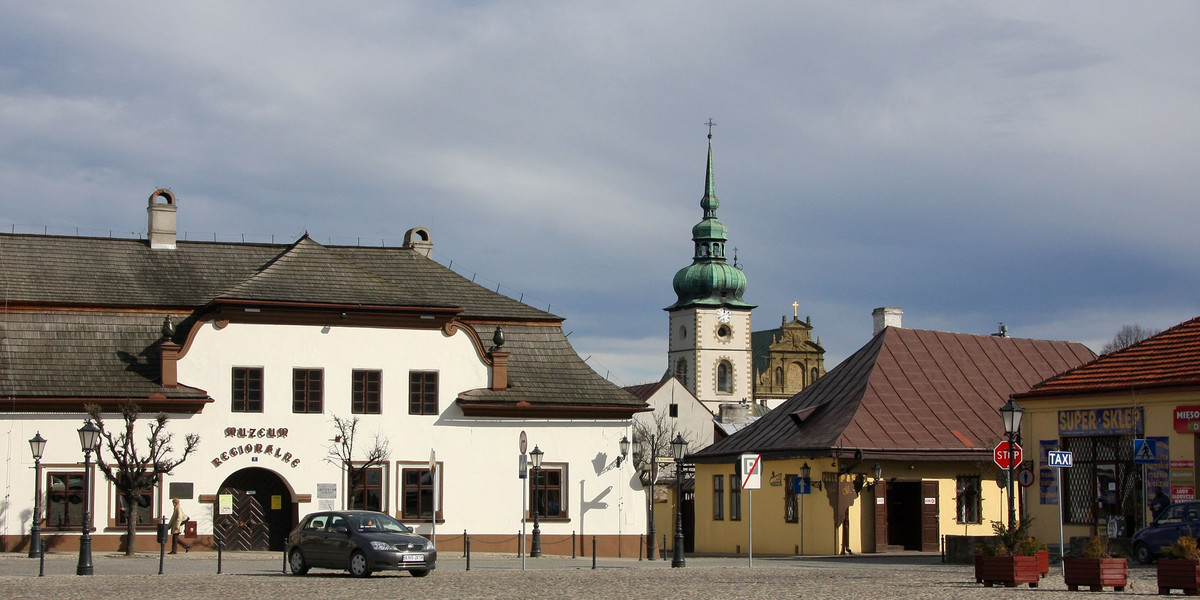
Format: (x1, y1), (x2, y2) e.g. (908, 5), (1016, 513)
(349, 550), (372, 577)
(1135, 542), (1155, 565)
(288, 549), (309, 575)
(409, 569), (429, 578)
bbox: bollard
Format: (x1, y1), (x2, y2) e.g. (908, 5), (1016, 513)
(662, 534), (667, 561)
(572, 531), (576, 559)
(216, 538), (223, 574)
(463, 529), (467, 558)
(283, 548), (288, 574)
(640, 534), (644, 561)
(158, 515), (167, 575)
(38, 539), (45, 577)
(517, 531), (521, 558)
(592, 536), (597, 570)
(465, 535), (471, 571)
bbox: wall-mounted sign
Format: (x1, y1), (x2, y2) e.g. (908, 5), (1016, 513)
(224, 427), (289, 439)
(211, 443), (302, 468)
(1058, 407), (1143, 436)
(316, 483), (337, 499)
(1175, 406), (1200, 433)
(218, 494), (233, 515)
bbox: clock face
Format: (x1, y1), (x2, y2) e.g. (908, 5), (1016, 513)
(716, 308), (732, 323)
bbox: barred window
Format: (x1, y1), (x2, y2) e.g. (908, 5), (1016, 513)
(1062, 436), (1141, 526)
(730, 474), (742, 521)
(956, 475), (982, 524)
(784, 474), (799, 523)
(712, 475), (724, 520)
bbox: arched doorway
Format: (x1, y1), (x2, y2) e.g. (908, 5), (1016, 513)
(214, 467), (295, 551)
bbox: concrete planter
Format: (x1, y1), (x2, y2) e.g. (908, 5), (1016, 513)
(1063, 557), (1127, 592)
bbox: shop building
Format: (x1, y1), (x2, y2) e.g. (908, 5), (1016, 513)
(1016, 316), (1200, 543)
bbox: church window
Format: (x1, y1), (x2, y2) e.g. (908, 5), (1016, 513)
(675, 358), (688, 383)
(717, 361), (732, 393)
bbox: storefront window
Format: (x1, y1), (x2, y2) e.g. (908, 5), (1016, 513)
(956, 476), (981, 524)
(1062, 435), (1141, 533)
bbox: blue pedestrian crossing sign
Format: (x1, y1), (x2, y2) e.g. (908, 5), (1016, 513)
(1047, 451), (1073, 467)
(1134, 438), (1157, 464)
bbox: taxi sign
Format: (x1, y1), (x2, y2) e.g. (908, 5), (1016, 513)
(1047, 450), (1073, 468)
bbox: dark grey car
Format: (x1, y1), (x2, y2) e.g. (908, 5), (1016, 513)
(287, 510), (436, 577)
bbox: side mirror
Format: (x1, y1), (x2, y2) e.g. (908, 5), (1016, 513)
(334, 526), (349, 535)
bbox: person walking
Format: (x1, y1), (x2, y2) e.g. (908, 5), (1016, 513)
(169, 497), (192, 553)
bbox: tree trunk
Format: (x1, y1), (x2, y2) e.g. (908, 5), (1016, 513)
(124, 491), (138, 556)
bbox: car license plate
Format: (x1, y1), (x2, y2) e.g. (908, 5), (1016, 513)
(402, 554), (423, 562)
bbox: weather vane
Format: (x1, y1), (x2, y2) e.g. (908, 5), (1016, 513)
(705, 118), (717, 139)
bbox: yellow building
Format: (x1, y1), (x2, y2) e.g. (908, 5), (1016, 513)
(1015, 316), (1200, 554)
(689, 314), (1095, 555)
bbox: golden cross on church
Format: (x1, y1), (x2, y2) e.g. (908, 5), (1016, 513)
(792, 301), (799, 319)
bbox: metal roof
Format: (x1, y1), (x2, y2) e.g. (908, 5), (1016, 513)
(691, 326), (1096, 463)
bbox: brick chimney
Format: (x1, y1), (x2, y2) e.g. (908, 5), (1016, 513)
(872, 307), (903, 336)
(147, 188), (177, 250)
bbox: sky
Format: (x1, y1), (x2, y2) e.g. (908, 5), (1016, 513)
(3, 2), (1199, 387)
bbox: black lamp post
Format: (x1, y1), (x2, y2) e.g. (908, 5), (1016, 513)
(670, 433), (687, 568)
(77, 419), (100, 575)
(529, 445), (543, 557)
(1000, 397), (1025, 529)
(28, 432), (46, 558)
(617, 435), (630, 467)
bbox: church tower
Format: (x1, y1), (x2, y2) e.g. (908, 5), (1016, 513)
(665, 132), (756, 409)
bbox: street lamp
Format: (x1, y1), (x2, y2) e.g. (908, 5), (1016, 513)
(670, 433), (687, 568)
(77, 419), (100, 575)
(800, 462), (822, 490)
(1000, 397), (1025, 529)
(529, 445), (543, 557)
(616, 435), (630, 467)
(28, 432), (46, 558)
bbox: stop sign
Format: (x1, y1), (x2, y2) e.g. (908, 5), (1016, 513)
(994, 440), (1023, 470)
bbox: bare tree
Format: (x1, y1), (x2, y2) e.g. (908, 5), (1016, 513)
(1102, 324), (1160, 354)
(85, 400), (200, 556)
(325, 415), (391, 510)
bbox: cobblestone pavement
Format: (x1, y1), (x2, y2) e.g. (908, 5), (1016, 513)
(0, 551), (1166, 600)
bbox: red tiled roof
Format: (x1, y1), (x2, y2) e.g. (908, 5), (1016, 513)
(1018, 316), (1200, 399)
(692, 327), (1095, 462)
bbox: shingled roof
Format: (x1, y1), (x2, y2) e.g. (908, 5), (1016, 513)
(0, 232), (641, 413)
(691, 326), (1096, 463)
(1017, 315), (1200, 399)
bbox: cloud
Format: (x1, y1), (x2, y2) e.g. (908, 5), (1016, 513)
(2, 1), (1199, 383)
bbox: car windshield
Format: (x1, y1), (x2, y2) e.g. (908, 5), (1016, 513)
(352, 513), (410, 533)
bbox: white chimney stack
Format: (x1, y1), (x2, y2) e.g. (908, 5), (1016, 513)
(872, 307), (903, 336)
(147, 188), (177, 250)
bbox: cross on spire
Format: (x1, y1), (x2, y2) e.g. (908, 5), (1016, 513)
(793, 301), (800, 319)
(704, 118), (717, 139)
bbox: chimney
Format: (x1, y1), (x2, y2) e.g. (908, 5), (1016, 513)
(872, 307), (903, 336)
(403, 226), (434, 258)
(147, 188), (178, 250)
(718, 403), (751, 424)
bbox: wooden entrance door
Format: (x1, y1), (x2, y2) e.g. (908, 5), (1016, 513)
(921, 480), (939, 552)
(213, 467), (294, 551)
